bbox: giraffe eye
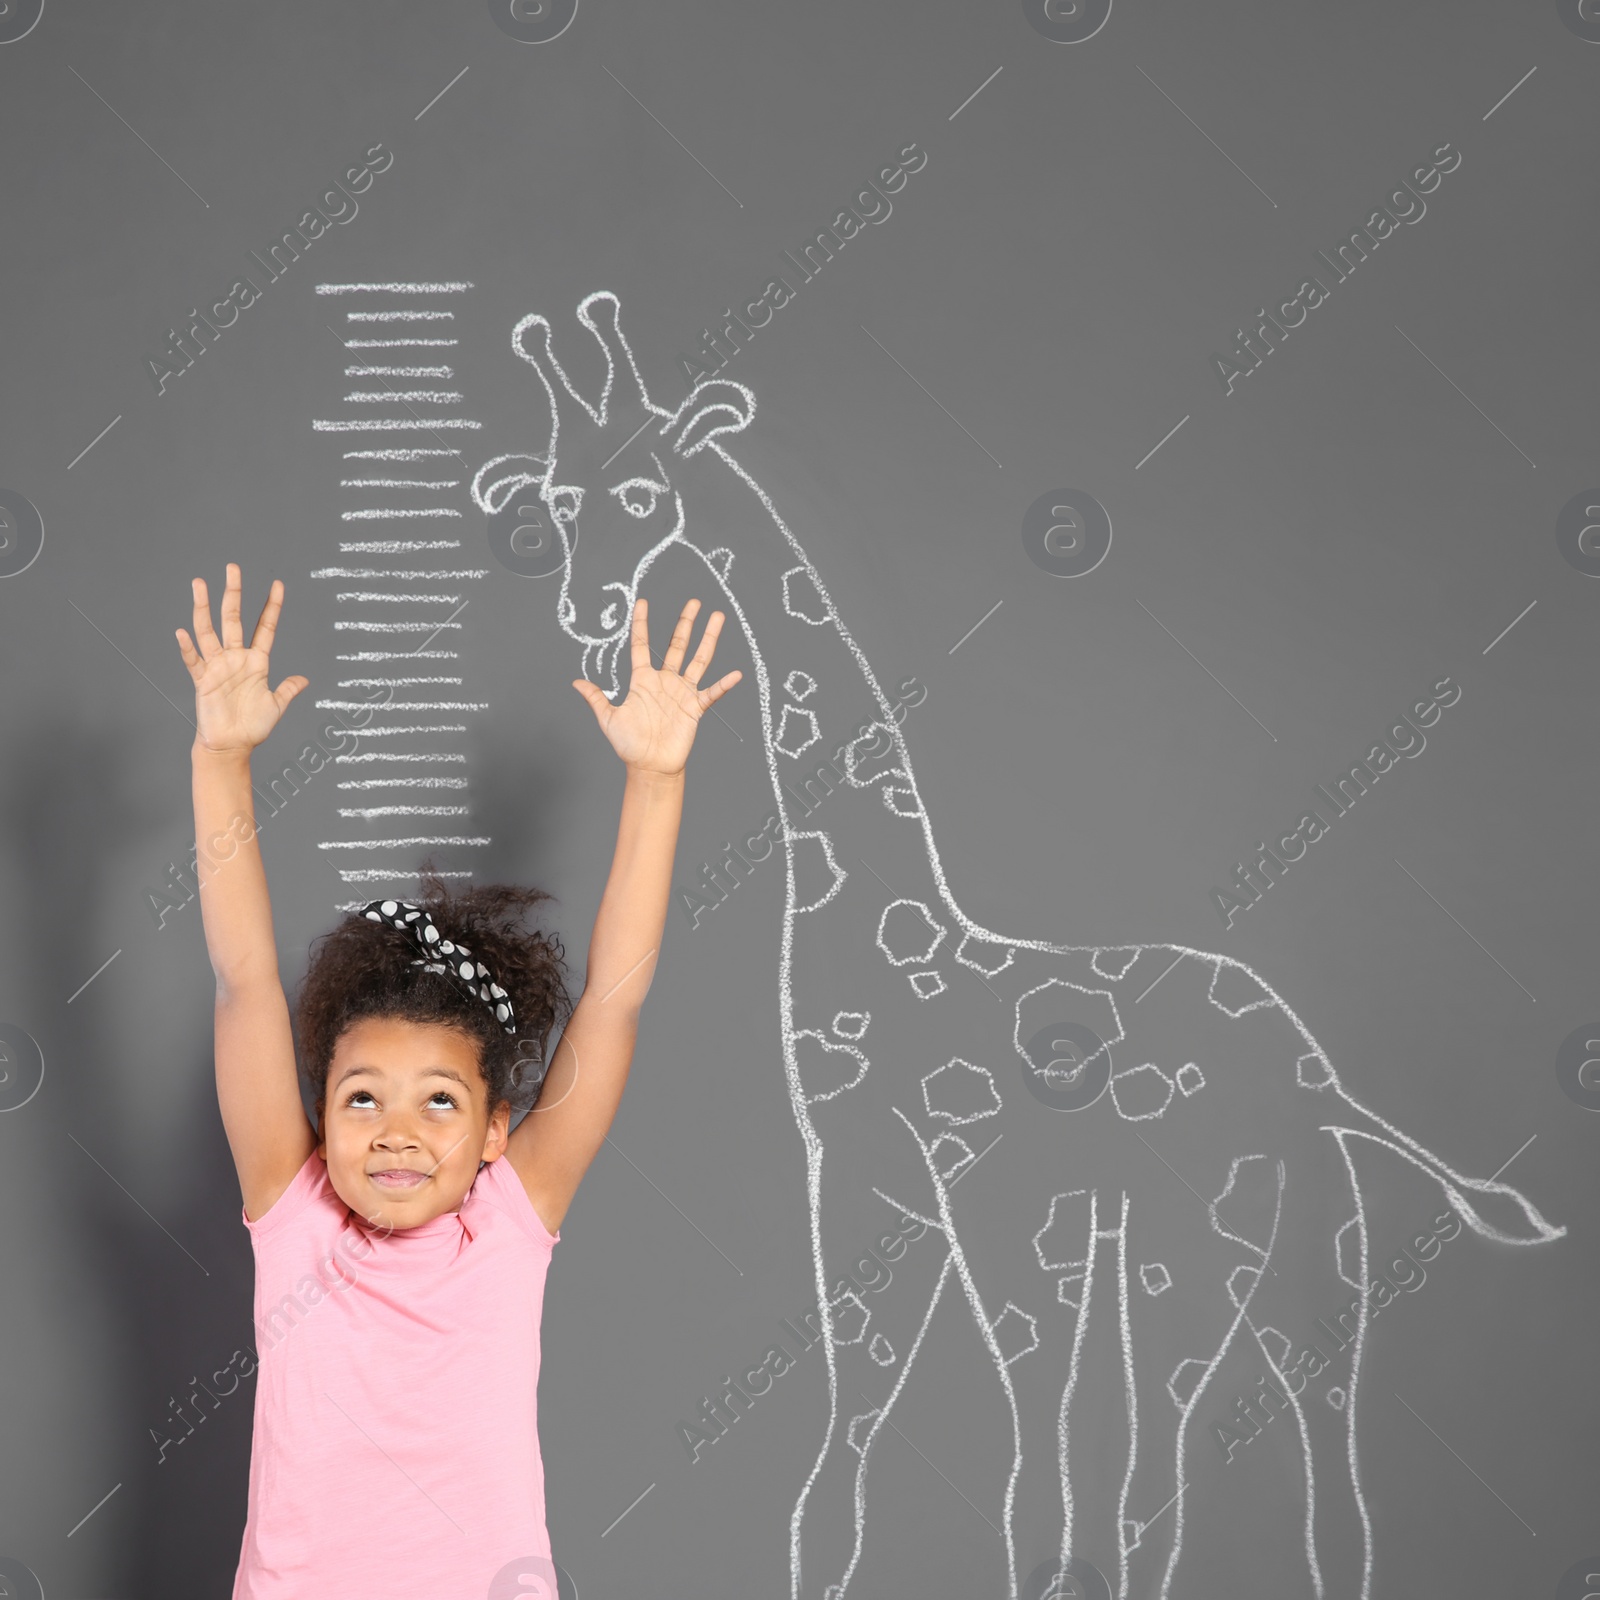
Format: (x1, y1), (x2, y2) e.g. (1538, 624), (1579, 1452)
(611, 478), (661, 519)
(547, 486), (582, 524)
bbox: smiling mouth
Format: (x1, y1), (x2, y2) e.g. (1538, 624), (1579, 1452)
(369, 1169), (430, 1189)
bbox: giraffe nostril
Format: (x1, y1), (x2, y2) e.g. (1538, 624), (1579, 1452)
(600, 601), (620, 632)
(557, 596), (575, 625)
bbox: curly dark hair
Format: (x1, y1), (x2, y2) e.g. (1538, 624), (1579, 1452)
(294, 860), (572, 1127)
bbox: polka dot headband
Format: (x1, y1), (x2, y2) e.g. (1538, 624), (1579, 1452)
(358, 898), (518, 1036)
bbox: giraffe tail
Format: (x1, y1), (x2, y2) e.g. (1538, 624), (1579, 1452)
(1326, 1099), (1565, 1246)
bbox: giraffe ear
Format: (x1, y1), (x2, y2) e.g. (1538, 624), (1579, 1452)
(668, 378), (754, 457)
(470, 452), (548, 516)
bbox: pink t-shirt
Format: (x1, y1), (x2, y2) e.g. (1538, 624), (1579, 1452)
(231, 1149), (559, 1599)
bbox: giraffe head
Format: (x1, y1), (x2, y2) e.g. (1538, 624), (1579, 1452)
(472, 290), (754, 692)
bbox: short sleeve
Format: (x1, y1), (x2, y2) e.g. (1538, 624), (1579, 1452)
(478, 1155), (560, 1249)
(243, 1148), (328, 1238)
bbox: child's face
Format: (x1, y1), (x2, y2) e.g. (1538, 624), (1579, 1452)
(317, 1016), (510, 1230)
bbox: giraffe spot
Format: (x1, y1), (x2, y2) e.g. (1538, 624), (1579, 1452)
(783, 668), (816, 701)
(868, 1333), (896, 1366)
(929, 1133), (974, 1181)
(877, 899), (946, 967)
(1208, 959), (1276, 1018)
(1257, 1325), (1293, 1368)
(1109, 1062), (1175, 1121)
(1091, 946), (1141, 981)
(705, 546), (734, 581)
(1013, 979), (1122, 1082)
(841, 723), (905, 787)
(955, 932), (1015, 977)
(846, 1409), (879, 1455)
(1297, 1050), (1335, 1090)
(774, 703), (821, 758)
(1167, 1357), (1210, 1409)
(1209, 1154), (1283, 1259)
(1227, 1264), (1262, 1309)
(1326, 1387), (1347, 1411)
(831, 1010), (870, 1040)
(991, 1302), (1039, 1365)
(883, 784), (922, 817)
(782, 564), (832, 625)
(1056, 1272), (1087, 1308)
(1033, 1189), (1093, 1271)
(794, 1029), (867, 1102)
(921, 1058), (1002, 1125)
(828, 1290), (870, 1344)
(908, 970), (946, 999)
(1177, 1062), (1205, 1096)
(1139, 1262), (1172, 1297)
(790, 831), (847, 913)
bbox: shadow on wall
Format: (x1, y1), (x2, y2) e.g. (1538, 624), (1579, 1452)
(0, 709), (262, 1599)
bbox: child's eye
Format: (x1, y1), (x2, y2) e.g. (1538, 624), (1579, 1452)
(426, 1091), (458, 1109)
(346, 1089), (377, 1108)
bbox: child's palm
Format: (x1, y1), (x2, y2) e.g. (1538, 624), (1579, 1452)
(193, 645), (291, 749)
(176, 564), (308, 754)
(573, 597), (741, 773)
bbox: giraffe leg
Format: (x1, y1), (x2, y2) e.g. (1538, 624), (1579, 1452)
(788, 1155), (959, 1600)
(1005, 1188), (1127, 1598)
(1130, 1135), (1368, 1600)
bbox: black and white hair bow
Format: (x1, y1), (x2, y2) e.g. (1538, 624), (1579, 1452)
(358, 898), (518, 1036)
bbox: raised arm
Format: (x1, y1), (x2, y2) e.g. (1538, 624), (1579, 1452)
(506, 596), (740, 1234)
(176, 564), (317, 1220)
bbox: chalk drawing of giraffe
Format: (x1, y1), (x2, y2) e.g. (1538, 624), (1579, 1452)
(471, 292), (1564, 1600)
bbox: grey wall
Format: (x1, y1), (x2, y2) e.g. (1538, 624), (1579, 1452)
(0, 2), (1596, 1597)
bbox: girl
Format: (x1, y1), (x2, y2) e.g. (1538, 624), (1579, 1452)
(175, 563), (740, 1598)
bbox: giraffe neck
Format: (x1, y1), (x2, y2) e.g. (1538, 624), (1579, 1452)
(679, 446), (939, 911)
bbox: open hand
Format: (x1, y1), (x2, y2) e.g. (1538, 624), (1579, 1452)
(572, 597), (740, 775)
(175, 562), (308, 755)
